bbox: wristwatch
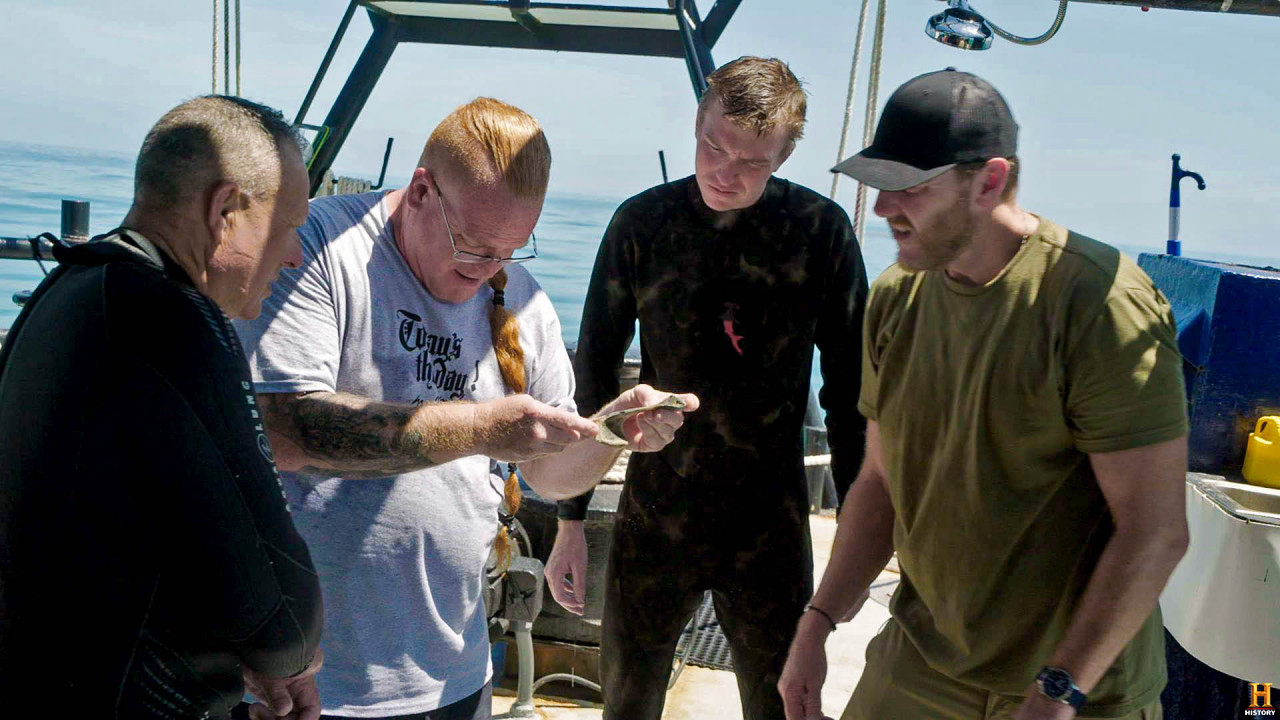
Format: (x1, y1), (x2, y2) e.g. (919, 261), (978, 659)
(1035, 666), (1087, 711)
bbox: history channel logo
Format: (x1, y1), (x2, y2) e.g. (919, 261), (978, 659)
(1246, 683), (1276, 717)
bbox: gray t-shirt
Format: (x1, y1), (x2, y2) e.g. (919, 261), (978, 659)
(234, 190), (575, 716)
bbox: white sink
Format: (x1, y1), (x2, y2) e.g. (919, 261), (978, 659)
(1160, 473), (1280, 680)
(1205, 480), (1280, 523)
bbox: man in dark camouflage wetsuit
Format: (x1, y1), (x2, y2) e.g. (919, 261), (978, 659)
(546, 57), (869, 719)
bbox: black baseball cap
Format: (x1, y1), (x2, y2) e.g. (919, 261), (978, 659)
(832, 68), (1017, 191)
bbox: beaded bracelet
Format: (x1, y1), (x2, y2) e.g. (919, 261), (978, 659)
(803, 602), (839, 632)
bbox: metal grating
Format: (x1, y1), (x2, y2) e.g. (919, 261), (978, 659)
(674, 591), (734, 672)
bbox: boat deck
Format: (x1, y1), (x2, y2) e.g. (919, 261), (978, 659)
(492, 512), (897, 719)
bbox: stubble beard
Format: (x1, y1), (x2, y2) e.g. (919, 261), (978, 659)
(896, 193), (975, 273)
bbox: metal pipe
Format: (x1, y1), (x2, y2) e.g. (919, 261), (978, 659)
(531, 672), (602, 695)
(1060, 0), (1279, 16)
(61, 200), (89, 243)
(987, 0), (1068, 46)
(0, 236), (61, 261)
(294, 0), (360, 127)
(506, 621), (538, 717)
(307, 15), (400, 195)
(368, 137), (396, 190)
(674, 0), (711, 97)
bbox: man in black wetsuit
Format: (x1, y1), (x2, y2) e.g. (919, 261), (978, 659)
(545, 57), (869, 718)
(0, 96), (324, 719)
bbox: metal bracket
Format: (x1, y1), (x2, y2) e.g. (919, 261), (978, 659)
(508, 0), (546, 35)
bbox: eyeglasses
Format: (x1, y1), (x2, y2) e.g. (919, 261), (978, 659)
(436, 189), (537, 266)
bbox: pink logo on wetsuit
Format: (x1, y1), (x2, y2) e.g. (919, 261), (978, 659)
(721, 302), (745, 356)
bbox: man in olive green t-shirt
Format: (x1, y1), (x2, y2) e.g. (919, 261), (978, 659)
(778, 70), (1189, 720)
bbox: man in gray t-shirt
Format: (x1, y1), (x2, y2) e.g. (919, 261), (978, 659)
(234, 98), (697, 719)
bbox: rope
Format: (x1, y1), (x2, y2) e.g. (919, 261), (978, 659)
(852, 0), (888, 241)
(235, 0), (241, 95)
(211, 0), (218, 93)
(223, 0), (231, 95)
(829, 0), (873, 203)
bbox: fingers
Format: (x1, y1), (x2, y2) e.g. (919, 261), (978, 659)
(672, 391), (700, 412)
(780, 681), (806, 720)
(290, 677), (323, 720)
(545, 564), (577, 611)
(542, 406), (599, 439)
(522, 406), (599, 454)
(803, 685), (827, 720)
(546, 524), (588, 615)
(247, 701), (276, 720)
(622, 406), (686, 451)
(780, 680), (826, 720)
(627, 385), (701, 414)
(261, 680), (295, 717)
(566, 553), (587, 616)
(559, 573), (584, 615)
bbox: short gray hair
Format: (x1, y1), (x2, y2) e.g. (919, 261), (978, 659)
(134, 95), (305, 210)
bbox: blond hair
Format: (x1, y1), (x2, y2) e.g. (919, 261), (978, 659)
(420, 97), (551, 203)
(488, 269), (526, 574)
(698, 56), (807, 145)
(422, 98), (550, 573)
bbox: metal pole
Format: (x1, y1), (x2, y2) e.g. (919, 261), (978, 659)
(307, 16), (400, 195)
(505, 622), (537, 718)
(294, 0), (360, 127)
(60, 200), (89, 242)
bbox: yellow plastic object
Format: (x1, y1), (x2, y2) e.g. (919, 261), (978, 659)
(1242, 416), (1280, 489)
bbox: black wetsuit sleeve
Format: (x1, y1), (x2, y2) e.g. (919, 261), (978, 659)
(106, 263), (324, 681)
(0, 246), (322, 716)
(558, 203), (640, 520)
(816, 213), (869, 508)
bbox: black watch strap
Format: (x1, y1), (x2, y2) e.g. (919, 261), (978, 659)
(1036, 666), (1087, 711)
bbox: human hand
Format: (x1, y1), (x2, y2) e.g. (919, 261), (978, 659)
(777, 619), (833, 720)
(1010, 692), (1078, 720)
(475, 395), (600, 462)
(242, 648), (324, 720)
(594, 385), (700, 453)
(545, 520), (588, 615)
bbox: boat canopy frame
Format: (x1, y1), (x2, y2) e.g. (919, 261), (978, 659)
(297, 0), (742, 195)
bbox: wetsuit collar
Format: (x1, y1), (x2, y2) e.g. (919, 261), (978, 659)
(687, 175), (787, 231)
(54, 227), (196, 289)
(111, 229), (166, 269)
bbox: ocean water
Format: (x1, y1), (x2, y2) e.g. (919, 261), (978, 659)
(0, 140), (903, 400)
(6, 139), (1277, 401)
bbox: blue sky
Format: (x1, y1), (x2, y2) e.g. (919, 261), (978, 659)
(1, 1), (1275, 261)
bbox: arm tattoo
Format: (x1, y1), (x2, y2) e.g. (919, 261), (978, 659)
(261, 392), (441, 475)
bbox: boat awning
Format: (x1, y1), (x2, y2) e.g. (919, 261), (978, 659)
(357, 0), (731, 58)
(300, 0), (740, 194)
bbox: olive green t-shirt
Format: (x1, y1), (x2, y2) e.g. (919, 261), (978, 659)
(859, 218), (1187, 715)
